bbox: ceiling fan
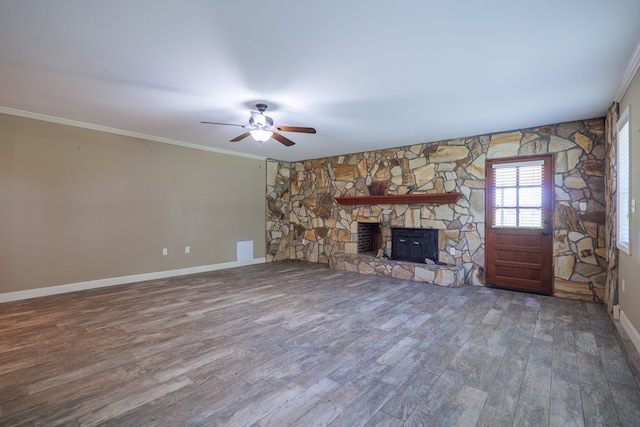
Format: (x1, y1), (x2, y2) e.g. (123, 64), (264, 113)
(201, 103), (316, 146)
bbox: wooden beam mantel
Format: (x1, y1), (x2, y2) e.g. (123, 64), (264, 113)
(334, 192), (462, 205)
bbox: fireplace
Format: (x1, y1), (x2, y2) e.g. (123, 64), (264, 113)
(357, 222), (382, 255)
(391, 227), (438, 263)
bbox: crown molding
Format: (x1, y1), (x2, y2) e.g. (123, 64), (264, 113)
(0, 106), (267, 161)
(614, 38), (640, 102)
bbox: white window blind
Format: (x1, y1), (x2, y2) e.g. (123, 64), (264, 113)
(492, 160), (544, 228)
(617, 107), (631, 254)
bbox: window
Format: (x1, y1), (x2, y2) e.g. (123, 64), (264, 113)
(617, 106), (631, 254)
(492, 160), (544, 228)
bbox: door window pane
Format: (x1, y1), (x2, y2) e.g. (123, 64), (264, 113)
(519, 166), (542, 186)
(519, 187), (541, 207)
(496, 188), (517, 207)
(492, 162), (544, 228)
(519, 208), (542, 227)
(495, 208), (517, 227)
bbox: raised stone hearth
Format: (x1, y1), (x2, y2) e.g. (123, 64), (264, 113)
(328, 253), (464, 287)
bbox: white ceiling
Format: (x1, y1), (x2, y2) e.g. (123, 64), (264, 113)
(1, 1), (639, 162)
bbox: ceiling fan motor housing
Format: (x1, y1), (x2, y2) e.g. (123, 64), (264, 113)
(250, 110), (274, 129)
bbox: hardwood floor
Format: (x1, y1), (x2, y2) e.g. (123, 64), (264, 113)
(1, 261), (639, 426)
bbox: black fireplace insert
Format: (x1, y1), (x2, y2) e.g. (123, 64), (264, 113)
(391, 227), (438, 263)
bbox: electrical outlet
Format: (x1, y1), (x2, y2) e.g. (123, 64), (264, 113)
(162, 248), (168, 256)
(579, 202), (587, 211)
(185, 246), (190, 254)
(622, 279), (626, 292)
(449, 247), (456, 256)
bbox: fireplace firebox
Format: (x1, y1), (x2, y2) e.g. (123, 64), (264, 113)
(357, 222), (382, 254)
(391, 228), (438, 263)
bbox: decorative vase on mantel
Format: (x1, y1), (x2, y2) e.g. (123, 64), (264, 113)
(367, 181), (388, 196)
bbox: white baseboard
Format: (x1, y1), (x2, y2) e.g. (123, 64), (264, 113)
(0, 258), (266, 304)
(620, 309), (640, 355)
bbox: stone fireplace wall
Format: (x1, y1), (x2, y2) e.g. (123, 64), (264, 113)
(266, 160), (292, 261)
(266, 118), (607, 302)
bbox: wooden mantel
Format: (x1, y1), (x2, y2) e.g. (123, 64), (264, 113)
(334, 192), (462, 205)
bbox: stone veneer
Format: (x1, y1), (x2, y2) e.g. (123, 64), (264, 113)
(266, 118), (607, 302)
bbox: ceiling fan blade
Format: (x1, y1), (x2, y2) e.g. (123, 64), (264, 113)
(201, 121), (245, 127)
(272, 132), (295, 147)
(230, 132), (251, 142)
(276, 125), (316, 134)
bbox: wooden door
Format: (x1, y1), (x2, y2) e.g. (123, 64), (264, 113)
(485, 155), (554, 295)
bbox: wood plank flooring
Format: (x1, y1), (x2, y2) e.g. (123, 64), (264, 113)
(1, 261), (639, 426)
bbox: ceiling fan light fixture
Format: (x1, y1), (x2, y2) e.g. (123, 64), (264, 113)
(202, 103), (315, 147)
(249, 129), (273, 142)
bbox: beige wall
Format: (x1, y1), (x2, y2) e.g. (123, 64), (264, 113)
(618, 67), (640, 335)
(0, 113), (266, 294)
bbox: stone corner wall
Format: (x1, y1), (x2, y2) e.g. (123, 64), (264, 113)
(265, 159), (292, 262)
(266, 118), (608, 302)
(604, 103), (619, 312)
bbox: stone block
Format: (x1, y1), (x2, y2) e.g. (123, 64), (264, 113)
(465, 232), (482, 252)
(549, 135), (575, 152)
(434, 269), (459, 287)
(572, 132), (593, 153)
(519, 139), (548, 155)
(358, 262), (376, 275)
(414, 266), (436, 283)
(553, 230), (570, 254)
(344, 242), (357, 254)
(564, 174), (587, 189)
(469, 189), (485, 223)
(470, 266), (485, 286)
(404, 209), (421, 228)
(391, 264), (414, 280)
(554, 278), (593, 302)
(487, 132), (521, 158)
(467, 154), (486, 179)
(566, 148), (582, 171)
(429, 145), (470, 163)
(576, 237), (597, 265)
(413, 163), (436, 188)
(409, 157), (427, 169)
(375, 265), (392, 276)
(582, 160), (604, 176)
(555, 255), (575, 280)
(333, 165), (355, 181)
